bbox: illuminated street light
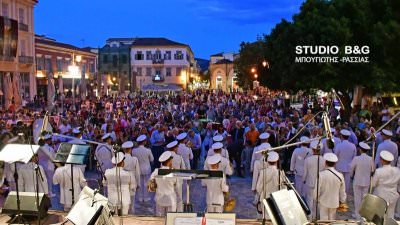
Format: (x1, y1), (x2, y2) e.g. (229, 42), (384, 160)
(251, 67), (256, 73)
(254, 74), (258, 79)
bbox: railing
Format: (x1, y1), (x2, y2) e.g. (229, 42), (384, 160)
(0, 55), (15, 62)
(152, 59), (164, 64)
(18, 56), (34, 64)
(18, 23), (29, 32)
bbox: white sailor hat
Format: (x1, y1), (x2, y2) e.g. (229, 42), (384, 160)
(111, 152), (125, 164)
(359, 142), (370, 150)
(324, 153), (338, 162)
(212, 142), (224, 150)
(44, 134), (52, 140)
(300, 136), (310, 143)
(207, 154), (222, 165)
(259, 133), (270, 140)
(166, 140), (178, 149)
(72, 128), (81, 134)
(177, 132), (187, 141)
(122, 141), (134, 149)
(340, 129), (351, 136)
(213, 135), (224, 142)
(102, 133), (111, 140)
(136, 134), (146, 142)
(159, 151), (173, 162)
(310, 140), (322, 149)
(267, 151), (279, 162)
(382, 129), (393, 137)
(380, 150), (394, 162)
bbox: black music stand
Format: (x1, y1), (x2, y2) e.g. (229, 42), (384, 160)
(158, 169), (223, 212)
(0, 144), (40, 224)
(53, 143), (90, 205)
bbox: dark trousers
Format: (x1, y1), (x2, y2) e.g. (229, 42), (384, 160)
(152, 145), (164, 169)
(191, 148), (200, 170)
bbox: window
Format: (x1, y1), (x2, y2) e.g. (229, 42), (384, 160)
(103, 55), (108, 63)
(146, 67), (152, 76)
(45, 58), (52, 72)
(82, 64), (87, 74)
(146, 51), (152, 60)
(154, 50), (161, 60)
(112, 55), (118, 67)
(216, 75), (222, 89)
(121, 55), (127, 64)
(166, 67), (171, 76)
(56, 59), (62, 72)
(2, 3), (9, 17)
(90, 62), (95, 73)
(36, 57), (44, 70)
(20, 40), (26, 56)
(18, 8), (25, 24)
(176, 67), (182, 76)
(165, 51), (171, 60)
(137, 67), (142, 76)
(175, 51), (183, 60)
(135, 51), (143, 60)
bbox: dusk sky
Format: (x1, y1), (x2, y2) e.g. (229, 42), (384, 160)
(35, 0), (304, 59)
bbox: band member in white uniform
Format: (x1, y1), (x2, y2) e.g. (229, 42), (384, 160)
(350, 142), (374, 219)
(38, 134), (56, 197)
(167, 140), (186, 212)
(204, 142), (233, 176)
(132, 135), (154, 202)
(150, 151), (178, 216)
(208, 135), (229, 159)
(177, 132), (193, 170)
(316, 153), (346, 220)
(95, 133), (114, 172)
(290, 136), (312, 197)
(104, 152), (136, 215)
(18, 154), (48, 195)
(122, 141), (141, 214)
(371, 150), (400, 219)
(251, 132), (271, 172)
(375, 129), (398, 167)
(68, 127), (87, 173)
(202, 154), (229, 213)
(334, 129), (356, 193)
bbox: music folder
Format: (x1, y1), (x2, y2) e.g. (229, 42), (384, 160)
(158, 169), (223, 179)
(0, 144), (40, 164)
(53, 143), (90, 165)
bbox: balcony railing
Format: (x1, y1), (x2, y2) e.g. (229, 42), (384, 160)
(18, 23), (29, 32)
(152, 59), (164, 64)
(0, 55), (15, 62)
(152, 74), (164, 82)
(18, 56), (34, 64)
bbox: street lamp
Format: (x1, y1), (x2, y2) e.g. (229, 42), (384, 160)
(254, 74), (258, 80)
(251, 67), (256, 73)
(262, 60), (269, 68)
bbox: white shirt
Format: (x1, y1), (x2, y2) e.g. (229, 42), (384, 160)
(350, 153), (374, 186)
(53, 164), (86, 206)
(376, 139), (398, 167)
(290, 146), (312, 176)
(204, 154), (233, 176)
(202, 173), (229, 206)
(95, 144), (113, 171)
(252, 159), (269, 191)
(334, 140), (356, 172)
(303, 155), (325, 188)
(177, 143), (193, 170)
(170, 151), (186, 170)
(251, 142), (271, 172)
(207, 147), (229, 159)
(18, 162), (48, 194)
(317, 167), (346, 208)
(123, 153), (140, 192)
(132, 145), (154, 175)
(150, 166), (178, 208)
(104, 166), (135, 206)
(38, 144), (56, 171)
(256, 165), (280, 200)
(372, 165), (400, 204)
(321, 137), (341, 155)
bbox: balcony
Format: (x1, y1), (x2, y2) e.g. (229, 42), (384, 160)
(0, 55), (15, 62)
(18, 23), (29, 32)
(152, 59), (164, 65)
(152, 74), (164, 82)
(18, 56), (34, 64)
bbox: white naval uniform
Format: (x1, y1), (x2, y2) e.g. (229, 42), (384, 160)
(178, 143), (193, 170)
(132, 145), (154, 202)
(53, 164), (87, 211)
(38, 144), (56, 195)
(202, 173), (229, 212)
(321, 137), (341, 155)
(150, 166), (178, 216)
(204, 154), (233, 176)
(350, 153), (374, 219)
(171, 151), (186, 212)
(207, 147), (229, 159)
(375, 140), (398, 167)
(303, 155), (325, 220)
(123, 153), (141, 214)
(334, 140), (356, 193)
(290, 146), (312, 197)
(18, 162), (48, 194)
(95, 144), (113, 172)
(371, 165), (400, 219)
(396, 157), (400, 218)
(256, 165), (280, 219)
(252, 159), (269, 191)
(104, 166), (136, 215)
(251, 142), (271, 172)
(316, 167), (346, 220)
(68, 139), (87, 173)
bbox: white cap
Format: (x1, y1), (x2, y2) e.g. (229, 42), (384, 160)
(380, 150), (394, 162)
(310, 140), (322, 149)
(122, 141), (134, 149)
(207, 154), (222, 165)
(340, 129), (351, 136)
(102, 133), (111, 140)
(159, 151), (173, 162)
(212, 142), (224, 150)
(213, 135), (224, 142)
(136, 135), (146, 142)
(177, 132), (187, 141)
(359, 142), (370, 150)
(300, 136), (310, 143)
(72, 128), (81, 134)
(324, 153), (338, 162)
(166, 140), (178, 149)
(259, 133), (270, 140)
(44, 134), (52, 140)
(382, 129), (393, 137)
(112, 152), (125, 164)
(267, 151), (279, 162)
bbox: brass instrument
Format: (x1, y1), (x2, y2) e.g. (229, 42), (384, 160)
(223, 191), (236, 212)
(147, 179), (157, 192)
(337, 203), (349, 212)
(186, 140), (194, 148)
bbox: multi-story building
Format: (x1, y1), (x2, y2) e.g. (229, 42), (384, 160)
(35, 35), (97, 99)
(98, 38), (134, 95)
(0, 0), (37, 108)
(209, 52), (238, 92)
(131, 38), (195, 91)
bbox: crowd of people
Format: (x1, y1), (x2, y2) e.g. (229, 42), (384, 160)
(0, 89), (399, 221)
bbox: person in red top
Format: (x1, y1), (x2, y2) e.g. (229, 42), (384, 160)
(245, 123), (260, 146)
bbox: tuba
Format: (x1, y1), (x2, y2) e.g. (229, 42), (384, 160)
(223, 191), (236, 212)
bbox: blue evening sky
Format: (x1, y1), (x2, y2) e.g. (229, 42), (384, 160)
(34, 0), (304, 59)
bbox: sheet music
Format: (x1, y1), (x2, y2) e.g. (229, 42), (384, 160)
(174, 217), (202, 225)
(206, 218), (235, 225)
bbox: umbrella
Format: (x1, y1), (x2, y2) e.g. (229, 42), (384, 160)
(3, 73), (13, 109)
(12, 73), (22, 109)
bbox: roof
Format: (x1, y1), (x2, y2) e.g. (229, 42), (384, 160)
(211, 52), (224, 57)
(106, 38), (136, 43)
(35, 37), (95, 54)
(195, 58), (210, 72)
(132, 38), (188, 47)
(215, 59), (233, 64)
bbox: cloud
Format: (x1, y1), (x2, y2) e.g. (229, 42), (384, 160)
(185, 0), (304, 24)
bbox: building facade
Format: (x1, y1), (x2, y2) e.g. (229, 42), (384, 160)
(98, 38), (134, 95)
(35, 35), (97, 100)
(0, 0), (37, 109)
(130, 38), (195, 91)
(209, 52), (238, 92)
